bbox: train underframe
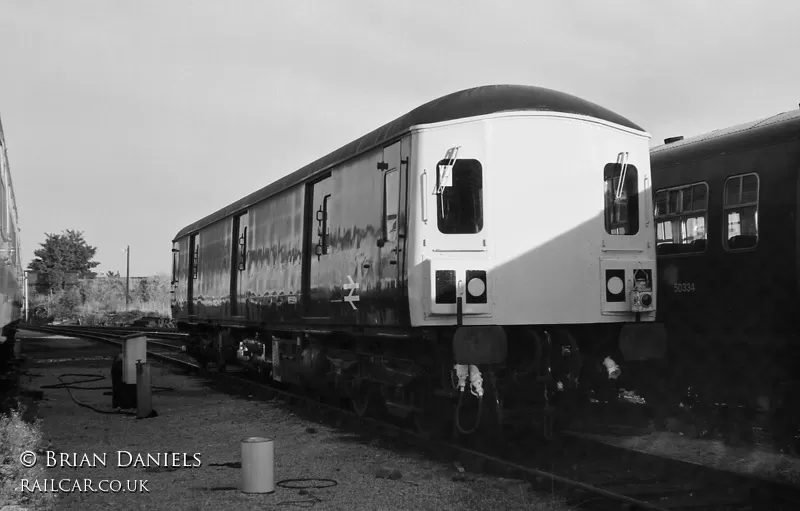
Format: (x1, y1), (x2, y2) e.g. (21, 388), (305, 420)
(644, 325), (800, 452)
(0, 320), (20, 369)
(176, 320), (642, 440)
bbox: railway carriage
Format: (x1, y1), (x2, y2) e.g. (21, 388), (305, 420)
(650, 109), (800, 426)
(0, 116), (24, 365)
(172, 85), (666, 436)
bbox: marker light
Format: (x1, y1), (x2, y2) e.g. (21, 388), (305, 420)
(467, 278), (485, 297)
(465, 270), (487, 304)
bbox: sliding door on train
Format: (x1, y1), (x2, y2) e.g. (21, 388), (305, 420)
(230, 211), (249, 317)
(377, 140), (408, 324)
(379, 143), (401, 288)
(188, 233), (198, 316)
(302, 173), (335, 318)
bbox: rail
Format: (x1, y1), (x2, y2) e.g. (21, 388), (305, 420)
(22, 325), (800, 511)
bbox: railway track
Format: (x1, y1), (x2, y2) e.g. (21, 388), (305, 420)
(22, 324), (800, 510)
(25, 324), (190, 367)
(37, 323), (185, 340)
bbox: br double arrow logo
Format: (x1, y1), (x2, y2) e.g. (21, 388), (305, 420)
(343, 275), (360, 310)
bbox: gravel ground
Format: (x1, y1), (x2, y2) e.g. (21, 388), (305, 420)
(17, 332), (569, 511)
(568, 430), (800, 486)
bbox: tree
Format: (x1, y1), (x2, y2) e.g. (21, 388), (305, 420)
(27, 230), (101, 290)
(138, 278), (151, 303)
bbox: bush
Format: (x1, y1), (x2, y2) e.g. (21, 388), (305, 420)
(0, 405), (57, 510)
(24, 273), (174, 327)
(79, 311), (110, 327)
(57, 287), (82, 319)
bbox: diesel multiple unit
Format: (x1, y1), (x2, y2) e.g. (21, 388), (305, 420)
(0, 116), (23, 365)
(171, 85), (666, 436)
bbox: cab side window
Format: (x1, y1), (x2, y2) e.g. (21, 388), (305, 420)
(654, 182), (708, 255)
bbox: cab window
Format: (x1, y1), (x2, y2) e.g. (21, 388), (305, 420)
(603, 162), (639, 235)
(436, 159), (483, 234)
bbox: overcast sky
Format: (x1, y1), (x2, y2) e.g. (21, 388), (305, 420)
(1, 0), (797, 276)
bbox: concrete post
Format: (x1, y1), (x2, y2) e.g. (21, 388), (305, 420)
(240, 437), (274, 494)
(113, 335), (147, 410)
(123, 335), (147, 385)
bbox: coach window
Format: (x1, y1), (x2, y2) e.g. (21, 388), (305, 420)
(436, 159), (483, 234)
(192, 243), (199, 280)
(10, 227), (16, 265)
(171, 248), (179, 283)
(654, 183), (708, 256)
(384, 169), (399, 243)
(603, 162), (639, 235)
(723, 173), (759, 250)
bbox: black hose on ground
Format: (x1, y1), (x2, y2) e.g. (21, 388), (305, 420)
(275, 478), (339, 507)
(40, 373), (174, 416)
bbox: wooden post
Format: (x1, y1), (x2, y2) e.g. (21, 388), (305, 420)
(136, 361), (152, 419)
(240, 437), (274, 494)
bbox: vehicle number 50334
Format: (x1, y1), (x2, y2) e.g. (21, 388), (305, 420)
(673, 282), (696, 293)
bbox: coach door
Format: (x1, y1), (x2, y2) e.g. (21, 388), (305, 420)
(302, 173), (335, 318)
(188, 233), (198, 316)
(378, 141), (407, 312)
(230, 211), (248, 317)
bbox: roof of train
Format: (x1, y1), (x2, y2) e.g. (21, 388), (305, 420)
(173, 84), (643, 240)
(650, 108), (800, 168)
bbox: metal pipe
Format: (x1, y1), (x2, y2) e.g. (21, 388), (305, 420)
(23, 270), (28, 323)
(126, 245), (130, 310)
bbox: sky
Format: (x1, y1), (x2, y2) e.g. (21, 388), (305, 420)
(1, 0), (798, 277)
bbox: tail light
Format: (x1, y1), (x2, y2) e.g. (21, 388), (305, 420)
(605, 269), (626, 303)
(631, 269), (653, 312)
(435, 270), (456, 304)
(424, 259), (492, 317)
(465, 270), (487, 304)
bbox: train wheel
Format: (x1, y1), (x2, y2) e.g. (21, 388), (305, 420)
(214, 332), (227, 373)
(547, 329), (587, 422)
(481, 377), (506, 447)
(351, 380), (377, 418)
(552, 328), (583, 391)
